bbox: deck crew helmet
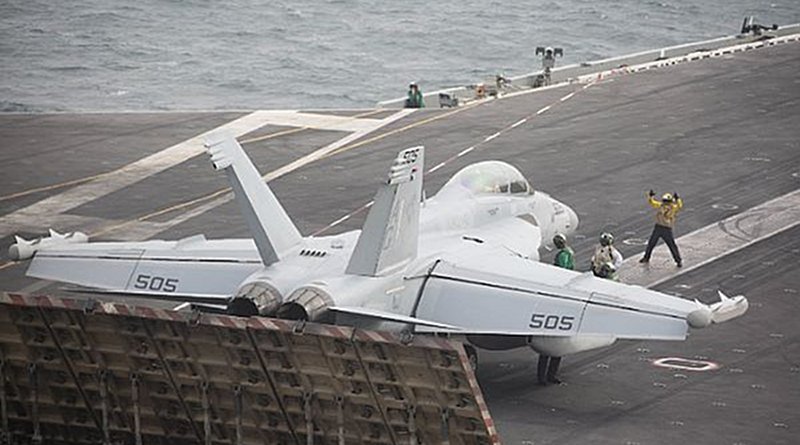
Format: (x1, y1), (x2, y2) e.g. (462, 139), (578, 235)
(662, 192), (674, 203)
(553, 233), (567, 249)
(599, 232), (614, 246)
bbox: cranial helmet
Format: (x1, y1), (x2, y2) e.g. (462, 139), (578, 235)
(662, 192), (674, 203)
(553, 233), (567, 249)
(599, 232), (614, 246)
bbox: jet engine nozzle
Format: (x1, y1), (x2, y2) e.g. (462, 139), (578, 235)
(228, 281), (283, 317)
(8, 230), (88, 261)
(277, 286), (334, 322)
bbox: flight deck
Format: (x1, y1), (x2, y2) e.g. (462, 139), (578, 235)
(1, 32), (799, 444)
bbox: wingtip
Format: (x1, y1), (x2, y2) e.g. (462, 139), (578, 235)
(709, 291), (749, 324)
(203, 130), (234, 149)
(205, 134), (238, 170)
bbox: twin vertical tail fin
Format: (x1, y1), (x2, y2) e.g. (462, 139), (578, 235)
(205, 133), (302, 266)
(346, 146), (424, 276)
(205, 135), (423, 275)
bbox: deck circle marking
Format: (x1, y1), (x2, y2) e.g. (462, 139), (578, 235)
(652, 357), (720, 372)
(623, 237), (648, 246)
(711, 203), (739, 211)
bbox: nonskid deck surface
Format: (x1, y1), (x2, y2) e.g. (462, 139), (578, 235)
(1, 37), (799, 444)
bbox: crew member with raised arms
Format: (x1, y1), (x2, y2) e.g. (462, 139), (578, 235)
(639, 190), (683, 267)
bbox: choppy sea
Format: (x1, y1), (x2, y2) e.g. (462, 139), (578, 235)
(1, 0), (798, 112)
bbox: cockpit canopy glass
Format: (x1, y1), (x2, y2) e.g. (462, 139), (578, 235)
(440, 161), (533, 197)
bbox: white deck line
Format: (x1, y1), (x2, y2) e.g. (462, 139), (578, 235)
(0, 111), (276, 236)
(619, 189), (800, 288)
(111, 109), (416, 240)
(0, 109), (413, 238)
(251, 110), (383, 132)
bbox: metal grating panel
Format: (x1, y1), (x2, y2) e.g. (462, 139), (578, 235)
(0, 293), (499, 445)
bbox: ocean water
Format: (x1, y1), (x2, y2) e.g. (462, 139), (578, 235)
(1, 0), (798, 112)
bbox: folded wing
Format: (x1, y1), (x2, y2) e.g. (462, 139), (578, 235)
(205, 132), (302, 266)
(412, 253), (746, 341)
(27, 236), (262, 303)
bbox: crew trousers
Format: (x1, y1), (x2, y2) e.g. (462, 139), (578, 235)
(643, 224), (681, 262)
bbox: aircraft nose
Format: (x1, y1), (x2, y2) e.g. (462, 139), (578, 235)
(566, 205), (579, 233)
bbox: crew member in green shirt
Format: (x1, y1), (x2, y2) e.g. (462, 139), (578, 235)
(539, 232), (574, 385)
(552, 233), (574, 270)
(405, 82), (425, 108)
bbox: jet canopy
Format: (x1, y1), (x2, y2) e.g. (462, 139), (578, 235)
(439, 161), (533, 197)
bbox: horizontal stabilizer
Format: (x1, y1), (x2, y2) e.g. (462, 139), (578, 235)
(329, 306), (460, 330)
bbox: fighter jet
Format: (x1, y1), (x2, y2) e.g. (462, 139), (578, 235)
(9, 134), (748, 377)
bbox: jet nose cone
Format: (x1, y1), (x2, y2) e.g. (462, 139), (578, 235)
(566, 206), (579, 233)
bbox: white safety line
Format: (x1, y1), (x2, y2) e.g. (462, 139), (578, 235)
(248, 110), (383, 133)
(0, 109), (414, 240)
(510, 118), (527, 128)
(106, 110), (414, 241)
(484, 132), (501, 142)
(311, 200), (375, 236)
(428, 162), (446, 174)
(619, 188), (800, 288)
(560, 92), (576, 102)
(536, 105), (551, 115)
(458, 146), (476, 157)
(261, 109), (415, 183)
(0, 111), (277, 236)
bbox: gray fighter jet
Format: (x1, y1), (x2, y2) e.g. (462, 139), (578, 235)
(10, 134), (748, 373)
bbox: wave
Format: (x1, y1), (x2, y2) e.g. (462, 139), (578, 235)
(1, 0), (797, 112)
(0, 101), (39, 113)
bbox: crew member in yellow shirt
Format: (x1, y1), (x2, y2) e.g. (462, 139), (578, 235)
(639, 190), (683, 267)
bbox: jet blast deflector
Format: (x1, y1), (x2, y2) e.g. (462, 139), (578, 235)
(0, 292), (500, 445)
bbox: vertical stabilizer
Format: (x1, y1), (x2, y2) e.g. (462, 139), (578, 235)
(205, 133), (302, 266)
(346, 146), (424, 276)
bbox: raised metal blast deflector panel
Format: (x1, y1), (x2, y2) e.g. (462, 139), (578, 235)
(0, 293), (500, 445)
